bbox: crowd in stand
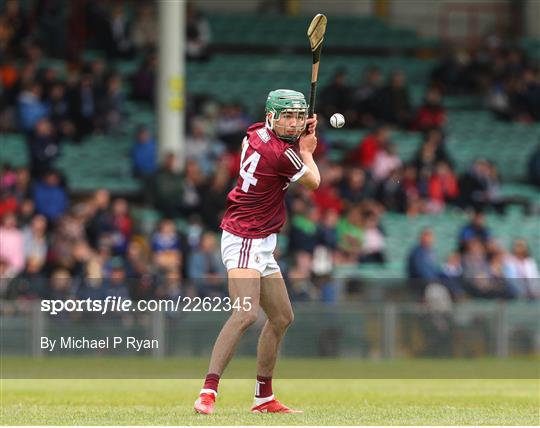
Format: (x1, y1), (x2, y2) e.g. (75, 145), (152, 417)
(0, 1), (538, 307)
(431, 36), (540, 123)
(408, 212), (539, 301)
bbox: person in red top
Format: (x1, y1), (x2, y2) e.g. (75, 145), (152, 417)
(194, 89), (320, 415)
(428, 161), (459, 210)
(348, 124), (391, 169)
(412, 87), (447, 131)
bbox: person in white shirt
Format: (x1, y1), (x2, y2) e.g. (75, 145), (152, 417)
(506, 239), (539, 299)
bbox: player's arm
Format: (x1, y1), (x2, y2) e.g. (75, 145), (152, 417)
(297, 116), (320, 190)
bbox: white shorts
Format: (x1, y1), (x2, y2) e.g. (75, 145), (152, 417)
(221, 230), (281, 277)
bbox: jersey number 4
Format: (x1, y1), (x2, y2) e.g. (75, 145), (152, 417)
(240, 138), (260, 192)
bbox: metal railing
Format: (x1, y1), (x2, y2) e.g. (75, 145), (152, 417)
(1, 300), (538, 359)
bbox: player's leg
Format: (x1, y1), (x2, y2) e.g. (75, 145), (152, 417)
(257, 272), (293, 377)
(251, 271), (302, 413)
(195, 267), (260, 414)
(207, 268), (261, 375)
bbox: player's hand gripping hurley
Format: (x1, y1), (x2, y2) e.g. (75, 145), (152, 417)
(307, 14), (327, 119)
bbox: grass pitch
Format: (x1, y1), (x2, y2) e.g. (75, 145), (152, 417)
(1, 358), (539, 425)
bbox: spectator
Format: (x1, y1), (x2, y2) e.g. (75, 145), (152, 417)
(99, 73), (125, 133)
(186, 2), (211, 61)
(289, 203), (319, 254)
(71, 74), (97, 140)
(462, 238), (515, 299)
(85, 189), (112, 249)
(348, 124), (391, 170)
(131, 53), (156, 105)
(506, 239), (539, 299)
(372, 142), (402, 183)
(215, 102), (250, 151)
(131, 4), (157, 52)
(32, 170), (67, 222)
(488, 77), (512, 120)
(180, 159), (205, 217)
(0, 213), (24, 276)
(336, 206), (364, 264)
(18, 82), (48, 133)
(426, 161), (459, 212)
(317, 209), (339, 251)
(156, 269), (182, 300)
(151, 219), (182, 272)
(187, 231), (226, 297)
(69, 240), (93, 280)
(103, 259), (130, 298)
(1, 164), (16, 191)
(317, 274), (341, 305)
(23, 214), (47, 266)
(17, 199), (34, 227)
(0, 56), (19, 119)
(414, 129), (452, 175)
(131, 125), (157, 178)
(47, 267), (73, 300)
(431, 48), (471, 94)
(458, 210), (491, 249)
(374, 71), (411, 128)
(412, 87), (447, 131)
(185, 214), (204, 250)
(319, 69), (352, 122)
(401, 163), (423, 216)
(27, 118), (60, 179)
(154, 153), (184, 218)
(309, 209), (338, 276)
(76, 261), (106, 302)
(350, 66), (382, 128)
(110, 198), (132, 256)
(186, 118), (226, 175)
(440, 252), (466, 299)
(102, 5), (134, 59)
(48, 82), (75, 140)
(359, 211), (386, 264)
(0, 0), (28, 57)
(34, 0), (66, 57)
(0, 187), (18, 217)
(407, 228), (440, 294)
(340, 167), (372, 205)
(488, 248), (520, 299)
(124, 239), (151, 280)
(37, 67), (59, 100)
(313, 163), (344, 214)
(200, 167), (230, 232)
(13, 167), (30, 204)
(288, 252), (317, 301)
(375, 167), (407, 213)
(6, 256), (47, 300)
(48, 213), (86, 269)
(88, 58), (108, 99)
(458, 159), (492, 211)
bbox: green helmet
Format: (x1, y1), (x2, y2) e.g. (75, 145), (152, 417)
(265, 89), (308, 142)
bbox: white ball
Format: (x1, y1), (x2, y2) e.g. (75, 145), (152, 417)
(330, 113), (345, 128)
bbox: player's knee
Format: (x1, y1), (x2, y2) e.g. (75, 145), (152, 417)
(271, 310), (294, 331)
(233, 309), (258, 330)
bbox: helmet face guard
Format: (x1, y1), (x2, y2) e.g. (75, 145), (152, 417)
(265, 89), (308, 142)
(266, 108), (307, 142)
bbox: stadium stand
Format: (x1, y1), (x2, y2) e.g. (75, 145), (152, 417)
(0, 2), (538, 306)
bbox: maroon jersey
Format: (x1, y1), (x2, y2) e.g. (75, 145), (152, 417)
(220, 122), (307, 238)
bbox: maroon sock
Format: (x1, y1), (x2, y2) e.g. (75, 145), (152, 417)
(203, 373), (220, 394)
(255, 375), (273, 398)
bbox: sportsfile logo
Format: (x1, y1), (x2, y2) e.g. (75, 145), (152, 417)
(41, 296), (252, 315)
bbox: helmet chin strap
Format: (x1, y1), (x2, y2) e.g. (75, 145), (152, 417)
(265, 112), (275, 131)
